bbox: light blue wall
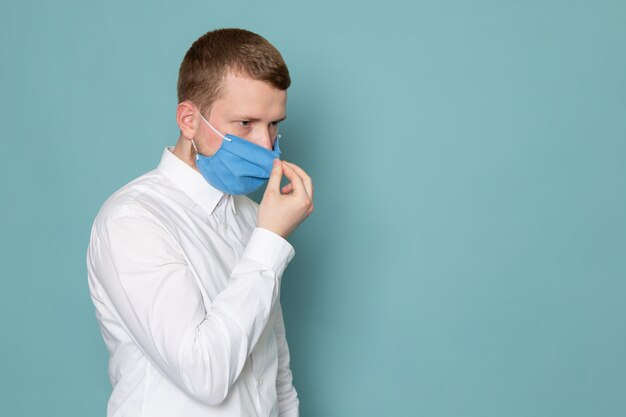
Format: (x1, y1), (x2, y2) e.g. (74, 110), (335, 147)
(1, 1), (625, 415)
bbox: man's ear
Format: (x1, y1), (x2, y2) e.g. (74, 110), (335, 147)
(176, 101), (198, 140)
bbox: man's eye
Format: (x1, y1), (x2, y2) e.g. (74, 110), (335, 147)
(270, 121), (280, 127)
(239, 121), (250, 127)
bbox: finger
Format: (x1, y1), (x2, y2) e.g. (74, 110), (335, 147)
(281, 183), (294, 194)
(281, 161), (306, 195)
(283, 161), (313, 199)
(265, 159), (283, 194)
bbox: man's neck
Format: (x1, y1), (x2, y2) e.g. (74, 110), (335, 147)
(172, 135), (198, 171)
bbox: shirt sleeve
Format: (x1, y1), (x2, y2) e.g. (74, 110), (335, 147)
(274, 301), (300, 416)
(87, 213), (294, 406)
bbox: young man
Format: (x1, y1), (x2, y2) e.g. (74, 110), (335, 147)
(87, 28), (312, 417)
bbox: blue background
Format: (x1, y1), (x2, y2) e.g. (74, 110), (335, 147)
(1, 1), (625, 416)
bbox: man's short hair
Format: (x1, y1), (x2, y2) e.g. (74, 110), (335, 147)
(177, 28), (291, 114)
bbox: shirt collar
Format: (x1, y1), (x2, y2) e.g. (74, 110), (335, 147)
(157, 147), (236, 216)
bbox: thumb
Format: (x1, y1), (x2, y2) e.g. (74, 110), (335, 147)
(265, 159), (283, 193)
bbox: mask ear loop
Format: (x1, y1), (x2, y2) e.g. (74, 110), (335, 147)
(190, 138), (200, 161)
(199, 114), (233, 142)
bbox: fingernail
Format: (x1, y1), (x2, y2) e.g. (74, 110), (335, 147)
(273, 159), (280, 167)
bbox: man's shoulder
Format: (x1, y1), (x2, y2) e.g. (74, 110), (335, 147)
(91, 169), (171, 231)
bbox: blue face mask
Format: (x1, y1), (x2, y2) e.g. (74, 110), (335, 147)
(191, 114), (281, 195)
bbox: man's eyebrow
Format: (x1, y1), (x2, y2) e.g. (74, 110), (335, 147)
(234, 115), (287, 122)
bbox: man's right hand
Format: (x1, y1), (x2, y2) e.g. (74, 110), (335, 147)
(257, 159), (314, 239)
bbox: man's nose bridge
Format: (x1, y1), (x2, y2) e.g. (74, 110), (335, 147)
(256, 126), (273, 149)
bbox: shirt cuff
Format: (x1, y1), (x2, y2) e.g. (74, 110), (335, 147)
(242, 228), (295, 275)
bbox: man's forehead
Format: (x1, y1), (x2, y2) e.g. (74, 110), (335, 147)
(212, 73), (287, 119)
(220, 72), (286, 97)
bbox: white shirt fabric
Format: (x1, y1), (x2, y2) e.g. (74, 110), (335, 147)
(87, 147), (300, 417)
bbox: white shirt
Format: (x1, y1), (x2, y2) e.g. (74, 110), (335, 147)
(87, 148), (299, 417)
